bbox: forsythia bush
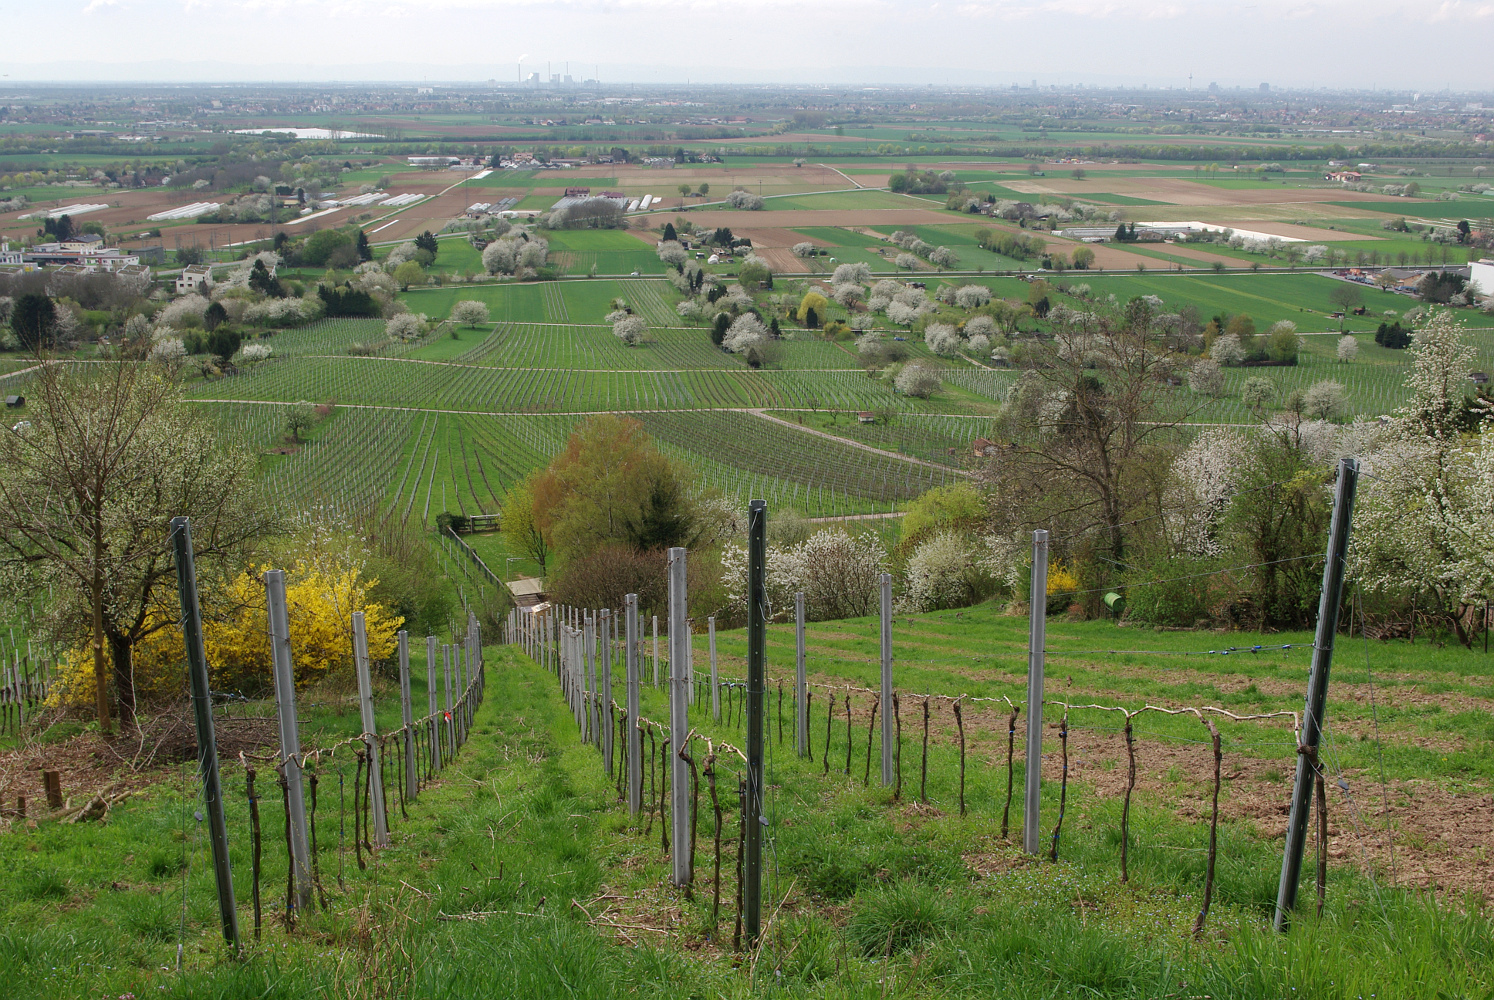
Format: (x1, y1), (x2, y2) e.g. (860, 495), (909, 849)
(1046, 561), (1079, 597)
(49, 560), (402, 709)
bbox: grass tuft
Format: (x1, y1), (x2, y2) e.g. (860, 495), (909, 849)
(848, 879), (966, 956)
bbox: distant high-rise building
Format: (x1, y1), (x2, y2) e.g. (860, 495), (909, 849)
(1260, 82), (1270, 93)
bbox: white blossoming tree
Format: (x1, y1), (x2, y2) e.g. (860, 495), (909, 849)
(832, 262), (872, 286)
(451, 300), (491, 327)
(1210, 333), (1245, 366)
(721, 528), (885, 621)
(1162, 428), (1247, 557)
(1351, 310), (1483, 645)
(953, 284), (991, 309)
(895, 363), (940, 398)
(386, 312), (426, 341)
(901, 532), (980, 612)
(924, 323), (961, 356)
(722, 314), (769, 354)
(1188, 358), (1224, 397)
(613, 315), (647, 346)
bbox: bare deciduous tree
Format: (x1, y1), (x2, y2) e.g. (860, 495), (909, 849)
(981, 309), (1204, 562)
(0, 362), (273, 729)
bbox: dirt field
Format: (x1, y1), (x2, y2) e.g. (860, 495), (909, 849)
(676, 208), (954, 229)
(1125, 202), (1393, 225)
(1005, 177), (1405, 208)
(814, 659), (1494, 903)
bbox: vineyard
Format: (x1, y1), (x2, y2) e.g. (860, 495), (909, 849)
(152, 265), (1492, 525)
(480, 518), (1494, 1000)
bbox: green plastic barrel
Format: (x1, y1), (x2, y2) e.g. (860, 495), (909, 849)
(1103, 592), (1126, 616)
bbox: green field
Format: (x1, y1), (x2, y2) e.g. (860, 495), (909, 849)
(873, 223), (1035, 270)
(544, 228), (669, 276)
(174, 264), (1494, 525)
(1053, 272), (1398, 333)
(1329, 200), (1494, 219)
(7, 608), (1493, 999)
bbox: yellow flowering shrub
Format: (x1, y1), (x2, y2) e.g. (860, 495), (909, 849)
(49, 559), (403, 709)
(1047, 561), (1079, 597)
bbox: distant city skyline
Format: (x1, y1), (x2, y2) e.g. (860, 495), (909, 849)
(2, 0), (1493, 91)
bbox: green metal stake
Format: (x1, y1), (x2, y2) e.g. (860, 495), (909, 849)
(744, 499), (766, 945)
(171, 516), (239, 952)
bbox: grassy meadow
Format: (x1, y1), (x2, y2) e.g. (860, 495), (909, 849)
(4, 610), (1492, 999)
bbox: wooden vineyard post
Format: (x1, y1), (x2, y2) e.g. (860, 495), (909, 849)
(685, 610), (694, 708)
(795, 592), (807, 758)
(456, 635), (466, 742)
(709, 616), (720, 723)
(668, 548), (691, 887)
(1024, 529), (1048, 854)
(880, 573), (894, 787)
(426, 635), (440, 775)
(823, 689), (833, 775)
(1121, 713), (1136, 881)
(602, 609), (614, 775)
(397, 631), (417, 803)
(626, 594), (642, 816)
(352, 613), (389, 849)
(584, 614), (596, 746)
(743, 499), (766, 946)
(1002, 702), (1019, 839)
(1275, 457), (1358, 931)
(459, 634), (470, 737)
(1194, 717), (1223, 937)
(921, 698), (930, 803)
(265, 569), (312, 913)
(170, 516), (239, 951)
(442, 644), (455, 758)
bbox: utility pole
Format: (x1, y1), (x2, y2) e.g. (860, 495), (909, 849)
(1275, 458), (1358, 931)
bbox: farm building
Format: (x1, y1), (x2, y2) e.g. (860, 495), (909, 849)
(1471, 259), (1494, 298)
(21, 241), (141, 270)
(175, 264), (213, 294)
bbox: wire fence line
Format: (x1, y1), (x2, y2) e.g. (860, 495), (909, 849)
(506, 582), (1324, 943)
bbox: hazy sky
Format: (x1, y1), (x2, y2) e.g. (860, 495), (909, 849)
(3, 0), (1493, 91)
